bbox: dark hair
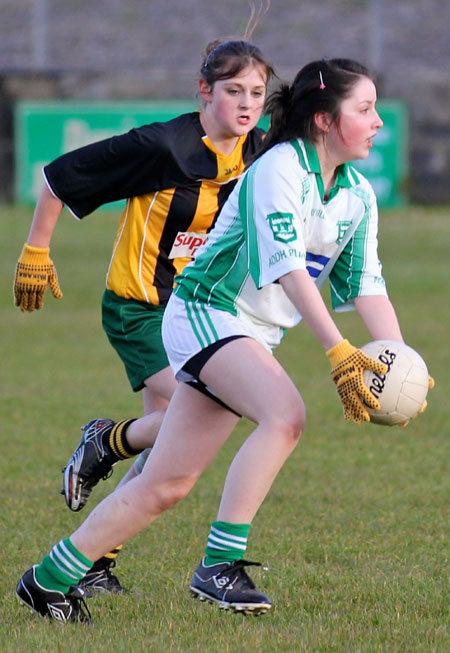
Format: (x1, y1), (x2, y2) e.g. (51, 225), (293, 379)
(258, 58), (373, 157)
(200, 40), (275, 87)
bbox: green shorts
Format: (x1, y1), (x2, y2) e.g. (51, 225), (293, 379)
(101, 289), (170, 392)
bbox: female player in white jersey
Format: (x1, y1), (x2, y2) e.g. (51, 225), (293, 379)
(17, 58), (429, 622)
(13, 39), (274, 591)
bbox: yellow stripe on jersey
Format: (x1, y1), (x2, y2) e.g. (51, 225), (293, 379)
(106, 131), (261, 305)
(107, 189), (176, 304)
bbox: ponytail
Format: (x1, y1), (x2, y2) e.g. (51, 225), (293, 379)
(257, 83), (292, 156)
(257, 58), (373, 159)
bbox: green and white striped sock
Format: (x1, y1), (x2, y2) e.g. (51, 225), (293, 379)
(34, 538), (94, 593)
(204, 521), (251, 565)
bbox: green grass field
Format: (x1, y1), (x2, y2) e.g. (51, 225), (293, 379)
(1, 204), (449, 652)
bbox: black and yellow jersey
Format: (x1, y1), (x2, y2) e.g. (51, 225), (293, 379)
(44, 112), (264, 304)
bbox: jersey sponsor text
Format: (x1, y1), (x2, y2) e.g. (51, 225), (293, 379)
(169, 231), (208, 259)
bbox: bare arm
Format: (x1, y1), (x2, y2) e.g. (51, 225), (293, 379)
(279, 269), (343, 350)
(26, 183), (64, 247)
(279, 270), (393, 423)
(14, 183), (65, 311)
(355, 295), (404, 342)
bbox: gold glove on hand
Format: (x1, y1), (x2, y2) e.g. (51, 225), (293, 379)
(14, 243), (63, 312)
(327, 339), (388, 424)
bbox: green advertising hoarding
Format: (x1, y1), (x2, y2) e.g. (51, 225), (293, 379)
(14, 99), (408, 208)
(14, 101), (197, 210)
(351, 100), (409, 207)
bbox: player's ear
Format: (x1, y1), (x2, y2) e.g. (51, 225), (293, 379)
(198, 78), (213, 103)
(314, 112), (332, 133)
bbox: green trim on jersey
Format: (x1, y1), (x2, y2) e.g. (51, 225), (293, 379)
(290, 139), (354, 202)
(239, 159), (263, 287)
(289, 139), (378, 308)
(329, 184), (372, 307)
(174, 138), (385, 330)
(174, 212), (248, 316)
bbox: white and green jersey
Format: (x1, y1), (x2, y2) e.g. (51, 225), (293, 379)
(174, 138), (387, 342)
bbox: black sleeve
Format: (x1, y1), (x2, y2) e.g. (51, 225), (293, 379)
(44, 116), (200, 218)
(242, 126), (265, 165)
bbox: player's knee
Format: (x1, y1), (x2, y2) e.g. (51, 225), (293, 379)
(270, 400), (305, 445)
(140, 475), (198, 515)
(282, 414), (305, 445)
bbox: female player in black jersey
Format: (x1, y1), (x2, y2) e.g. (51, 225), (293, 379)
(13, 39), (275, 592)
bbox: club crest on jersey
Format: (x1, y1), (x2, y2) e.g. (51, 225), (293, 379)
(267, 212), (297, 243)
(336, 220), (352, 244)
(169, 231), (208, 259)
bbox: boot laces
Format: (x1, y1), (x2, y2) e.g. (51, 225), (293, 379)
(67, 587), (92, 623)
(217, 559), (261, 589)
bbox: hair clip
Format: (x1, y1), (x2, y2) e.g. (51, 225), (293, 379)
(319, 71), (326, 90)
(203, 40), (232, 70)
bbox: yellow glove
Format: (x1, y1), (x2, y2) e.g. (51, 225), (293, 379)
(13, 243), (63, 312)
(327, 339), (388, 424)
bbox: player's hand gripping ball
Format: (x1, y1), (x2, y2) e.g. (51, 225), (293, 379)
(327, 339), (388, 424)
(360, 340), (431, 426)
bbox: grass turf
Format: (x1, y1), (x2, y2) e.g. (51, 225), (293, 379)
(1, 204), (449, 651)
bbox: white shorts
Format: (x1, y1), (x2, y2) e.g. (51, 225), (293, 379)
(162, 294), (277, 382)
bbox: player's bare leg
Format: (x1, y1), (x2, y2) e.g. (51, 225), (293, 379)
(70, 337), (303, 556)
(187, 338), (304, 613)
(142, 366), (176, 414)
(62, 366), (176, 592)
(70, 384), (239, 559)
(63, 366), (175, 507)
(200, 337), (305, 523)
